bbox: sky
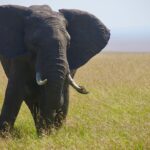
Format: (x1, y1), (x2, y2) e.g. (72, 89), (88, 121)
(0, 0), (150, 51)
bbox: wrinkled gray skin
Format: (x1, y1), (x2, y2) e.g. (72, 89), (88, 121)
(0, 5), (110, 135)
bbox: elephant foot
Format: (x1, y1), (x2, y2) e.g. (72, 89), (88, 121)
(0, 121), (12, 137)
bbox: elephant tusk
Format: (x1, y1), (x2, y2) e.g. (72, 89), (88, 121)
(68, 74), (89, 94)
(36, 72), (48, 86)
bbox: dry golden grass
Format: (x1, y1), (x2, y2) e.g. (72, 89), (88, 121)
(0, 53), (150, 149)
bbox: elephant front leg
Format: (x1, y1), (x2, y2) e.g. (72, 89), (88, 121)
(24, 95), (42, 134)
(25, 92), (55, 135)
(0, 79), (23, 134)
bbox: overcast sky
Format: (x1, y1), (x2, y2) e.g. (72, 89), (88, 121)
(1, 0), (150, 51)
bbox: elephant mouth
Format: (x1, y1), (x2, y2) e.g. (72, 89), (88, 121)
(36, 72), (89, 94)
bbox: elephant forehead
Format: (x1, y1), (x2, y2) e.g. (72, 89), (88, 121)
(26, 10), (67, 30)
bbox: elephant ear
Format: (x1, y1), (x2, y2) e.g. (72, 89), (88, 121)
(59, 9), (110, 69)
(0, 5), (30, 58)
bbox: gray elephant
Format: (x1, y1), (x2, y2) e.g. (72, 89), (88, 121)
(0, 5), (110, 135)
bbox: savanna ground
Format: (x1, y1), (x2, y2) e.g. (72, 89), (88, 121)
(0, 53), (150, 150)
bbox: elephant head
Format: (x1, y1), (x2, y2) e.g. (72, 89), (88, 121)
(0, 5), (110, 131)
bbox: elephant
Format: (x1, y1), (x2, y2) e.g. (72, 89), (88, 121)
(0, 5), (110, 135)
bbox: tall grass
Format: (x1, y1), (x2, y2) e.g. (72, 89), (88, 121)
(0, 53), (149, 149)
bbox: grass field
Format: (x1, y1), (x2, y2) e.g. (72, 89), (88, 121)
(0, 53), (150, 150)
